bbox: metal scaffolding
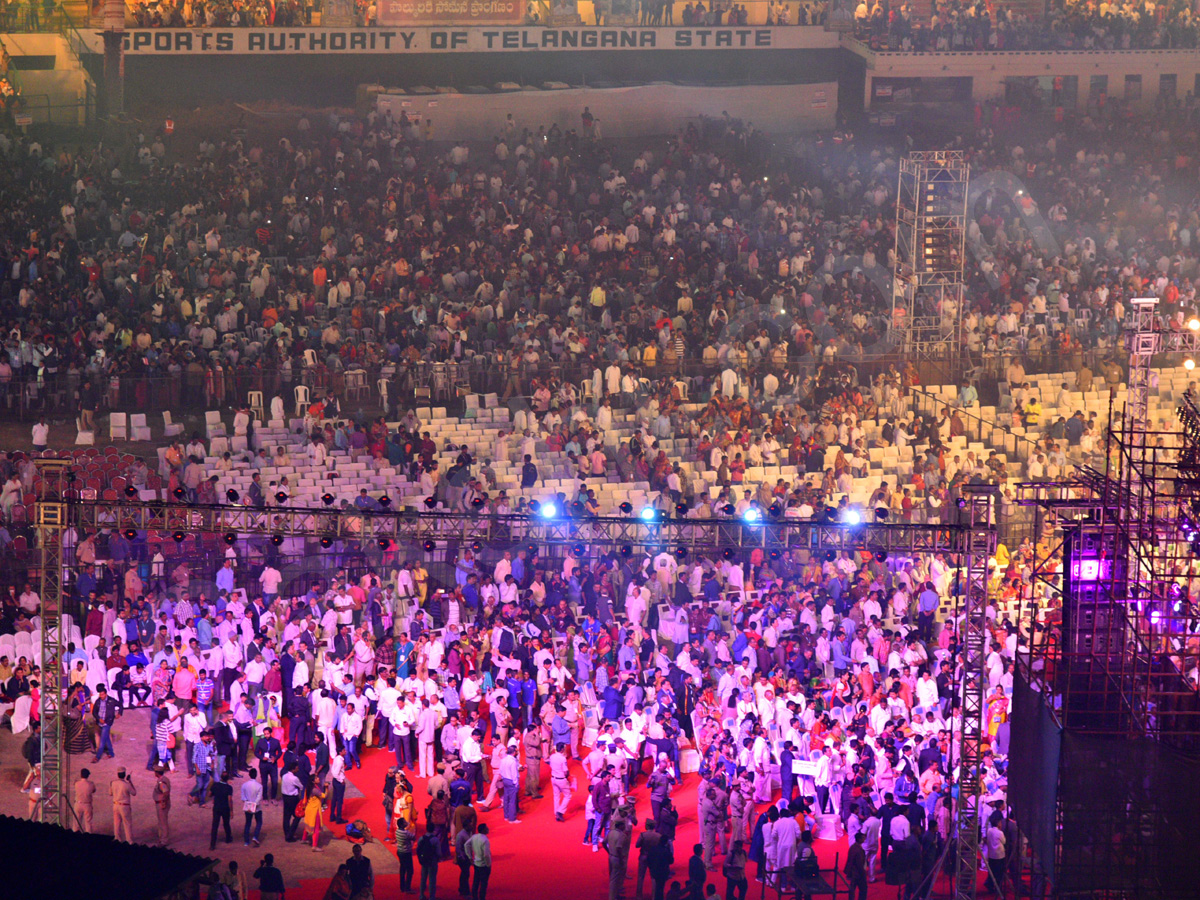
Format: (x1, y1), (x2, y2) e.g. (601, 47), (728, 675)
(893, 150), (970, 367)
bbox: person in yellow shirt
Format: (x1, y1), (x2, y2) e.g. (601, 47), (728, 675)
(1023, 397), (1041, 427)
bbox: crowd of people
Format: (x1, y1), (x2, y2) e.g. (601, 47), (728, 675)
(855, 0), (1200, 51)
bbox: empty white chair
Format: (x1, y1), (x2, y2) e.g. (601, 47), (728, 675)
(130, 413), (151, 441)
(294, 384), (311, 417)
(205, 410), (226, 438)
(247, 390), (265, 420)
(109, 412), (128, 440)
(9, 695), (31, 735)
(162, 410), (184, 437)
(75, 417), (95, 445)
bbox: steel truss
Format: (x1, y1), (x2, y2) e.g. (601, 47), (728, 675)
(893, 150), (970, 364)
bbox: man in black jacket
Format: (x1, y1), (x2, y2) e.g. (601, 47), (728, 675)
(210, 771), (234, 850)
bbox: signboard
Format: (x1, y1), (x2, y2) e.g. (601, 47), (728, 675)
(377, 0), (522, 26)
(108, 25), (837, 54)
(811, 89), (827, 109)
(14, 113), (33, 126)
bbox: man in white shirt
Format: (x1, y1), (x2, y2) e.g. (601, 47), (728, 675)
(339, 702), (364, 769)
(414, 698), (440, 778)
(328, 748), (349, 824)
(498, 744), (521, 823)
(220, 636), (242, 704)
(461, 728), (485, 799)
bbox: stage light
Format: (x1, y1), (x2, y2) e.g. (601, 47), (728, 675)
(722, 504), (736, 516)
(768, 501), (783, 519)
(956, 497), (968, 509)
(571, 542), (586, 557)
(1189, 317), (1199, 331)
(275, 491), (288, 505)
(423, 539), (436, 552)
(722, 548), (736, 560)
(226, 489), (240, 503)
(378, 495), (392, 508)
(471, 540), (484, 553)
(471, 496), (485, 509)
(571, 500), (586, 516)
(539, 501), (559, 519)
(769, 548), (781, 560)
(124, 485), (137, 499)
(424, 496), (437, 509)
(875, 507), (889, 521)
(377, 537), (390, 550)
(824, 506), (839, 523)
(271, 534), (284, 546)
(123, 528), (137, 541)
(172, 486), (186, 501)
(640, 507), (658, 522)
(172, 531), (186, 543)
(620, 545), (633, 557)
(619, 501), (633, 515)
(844, 509), (861, 526)
(1187, 358), (1196, 371)
(825, 549), (837, 562)
(323, 493), (336, 506)
(875, 549), (888, 562)
(676, 502), (689, 517)
(526, 543), (538, 557)
(320, 536), (333, 548)
(223, 532), (237, 545)
(675, 546), (689, 560)
(742, 508), (762, 524)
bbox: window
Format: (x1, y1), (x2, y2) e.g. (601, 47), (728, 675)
(1160, 74), (1177, 101)
(1125, 74), (1142, 102)
(1089, 75), (1108, 101)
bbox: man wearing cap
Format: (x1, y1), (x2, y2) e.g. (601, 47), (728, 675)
(110, 766), (137, 842)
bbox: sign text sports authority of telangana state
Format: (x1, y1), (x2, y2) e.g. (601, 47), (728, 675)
(115, 26), (822, 54)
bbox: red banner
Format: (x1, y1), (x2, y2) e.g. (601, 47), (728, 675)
(376, 0), (523, 25)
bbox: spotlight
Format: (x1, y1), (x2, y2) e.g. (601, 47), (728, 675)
(769, 548), (781, 560)
(124, 485), (137, 499)
(275, 491), (288, 505)
(676, 502), (689, 517)
(377, 537), (390, 550)
(525, 543), (538, 557)
(223, 532), (237, 545)
(1189, 317), (1199, 331)
(722, 504), (736, 516)
(823, 506), (838, 523)
(571, 500), (586, 516)
(471, 540), (484, 553)
(471, 496), (485, 509)
(424, 496), (437, 509)
(768, 501), (783, 518)
(956, 497), (968, 509)
(378, 495), (392, 508)
(875, 507), (889, 521)
(271, 534), (284, 546)
(620, 545), (633, 558)
(322, 493), (335, 506)
(722, 547), (736, 560)
(675, 545), (689, 560)
(173, 486), (186, 501)
(539, 501), (559, 519)
(742, 508), (762, 525)
(1187, 358), (1196, 371)
(320, 536), (333, 548)
(875, 549), (889, 562)
(172, 531), (186, 543)
(571, 542), (586, 557)
(619, 501), (633, 515)
(423, 539), (436, 552)
(825, 549), (837, 562)
(123, 528), (137, 541)
(844, 509), (861, 526)
(639, 507), (658, 522)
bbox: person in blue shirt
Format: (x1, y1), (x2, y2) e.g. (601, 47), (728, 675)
(917, 582), (941, 643)
(831, 629), (850, 674)
(550, 706), (571, 748)
(601, 681), (622, 721)
(462, 576), (480, 610)
(520, 675), (537, 726)
(581, 615), (602, 646)
(511, 552), (526, 587)
(196, 614), (214, 650)
(126, 645), (150, 667)
(617, 638), (638, 673)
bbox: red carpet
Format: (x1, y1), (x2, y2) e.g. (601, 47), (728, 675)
(258, 739), (958, 900)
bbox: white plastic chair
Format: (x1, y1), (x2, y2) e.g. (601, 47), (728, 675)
(294, 384), (311, 417)
(10, 695), (32, 734)
(109, 412), (127, 440)
(130, 413), (151, 441)
(162, 411), (184, 438)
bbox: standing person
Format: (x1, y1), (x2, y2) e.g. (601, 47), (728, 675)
(210, 771), (234, 850)
(723, 840), (749, 900)
(454, 822), (475, 898)
(153, 765), (172, 846)
(73, 768), (95, 833)
(189, 730), (214, 806)
(634, 820), (663, 900)
(395, 816), (417, 894)
(844, 831), (869, 900)
(467, 822), (492, 900)
(243, 767), (264, 847)
(300, 788), (326, 851)
(91, 685), (120, 762)
(985, 814), (1008, 897)
(345, 844), (373, 899)
(686, 843), (706, 900)
(522, 722), (543, 799)
(255, 726), (283, 802)
(499, 745), (521, 823)
(110, 766), (137, 843)
(254, 854), (285, 900)
(607, 816), (633, 900)
(281, 762), (303, 842)
(417, 826), (440, 900)
(329, 748), (349, 824)
(549, 742), (573, 821)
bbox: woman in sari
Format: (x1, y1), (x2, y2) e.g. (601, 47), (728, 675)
(64, 683), (95, 755)
(300, 788), (326, 851)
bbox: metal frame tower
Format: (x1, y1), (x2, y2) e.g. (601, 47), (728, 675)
(893, 150), (970, 367)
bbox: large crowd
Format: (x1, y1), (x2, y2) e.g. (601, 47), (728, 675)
(2, 50), (1200, 898)
(855, 0), (1200, 51)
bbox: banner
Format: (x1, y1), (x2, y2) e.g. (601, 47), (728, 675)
(377, 0), (523, 26)
(108, 25), (839, 54)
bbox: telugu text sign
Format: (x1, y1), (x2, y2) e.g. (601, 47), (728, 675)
(377, 0), (522, 26)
